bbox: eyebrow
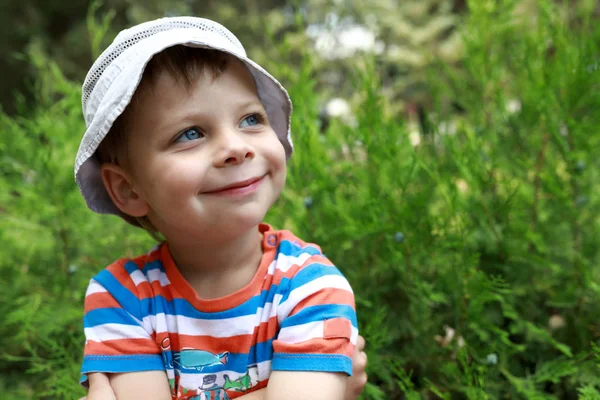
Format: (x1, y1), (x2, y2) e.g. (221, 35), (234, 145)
(229, 99), (265, 111)
(177, 99), (265, 122)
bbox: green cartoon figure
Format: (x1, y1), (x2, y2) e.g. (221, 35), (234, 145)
(223, 364), (259, 392)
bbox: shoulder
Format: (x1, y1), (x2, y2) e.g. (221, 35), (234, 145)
(267, 228), (350, 292)
(85, 244), (167, 315)
(268, 229), (330, 276)
(272, 229), (323, 257)
(92, 243), (166, 287)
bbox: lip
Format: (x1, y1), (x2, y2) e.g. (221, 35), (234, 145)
(203, 175), (265, 196)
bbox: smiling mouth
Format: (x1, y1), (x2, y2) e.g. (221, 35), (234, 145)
(204, 175), (265, 195)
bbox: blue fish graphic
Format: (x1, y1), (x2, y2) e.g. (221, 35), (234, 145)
(175, 349), (230, 371)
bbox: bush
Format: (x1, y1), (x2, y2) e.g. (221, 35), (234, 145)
(1, 1), (599, 398)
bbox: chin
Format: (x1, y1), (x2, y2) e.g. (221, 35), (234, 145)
(210, 209), (267, 234)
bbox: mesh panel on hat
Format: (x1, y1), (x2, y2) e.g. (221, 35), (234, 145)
(82, 18), (245, 116)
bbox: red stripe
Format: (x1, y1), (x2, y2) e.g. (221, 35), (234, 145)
(84, 292), (120, 313)
(273, 337), (354, 358)
(85, 338), (160, 356)
(288, 289), (355, 317)
(107, 260), (139, 296)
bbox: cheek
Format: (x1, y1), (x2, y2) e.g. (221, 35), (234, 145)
(271, 146), (288, 191)
(135, 156), (205, 198)
(267, 138), (287, 171)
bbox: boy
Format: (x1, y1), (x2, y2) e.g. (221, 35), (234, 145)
(76, 16), (366, 400)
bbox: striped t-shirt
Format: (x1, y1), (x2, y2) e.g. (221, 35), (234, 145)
(81, 224), (358, 400)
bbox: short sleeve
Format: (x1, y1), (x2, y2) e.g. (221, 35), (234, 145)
(80, 263), (164, 386)
(271, 255), (358, 376)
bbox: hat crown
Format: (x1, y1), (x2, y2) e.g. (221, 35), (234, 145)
(82, 17), (245, 118)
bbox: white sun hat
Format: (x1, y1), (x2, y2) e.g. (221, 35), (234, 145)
(74, 16), (293, 216)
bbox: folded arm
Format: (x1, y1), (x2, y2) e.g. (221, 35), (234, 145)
(264, 371), (346, 400)
(83, 371), (344, 400)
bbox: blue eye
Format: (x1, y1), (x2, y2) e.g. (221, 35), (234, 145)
(240, 114), (262, 128)
(176, 128), (203, 142)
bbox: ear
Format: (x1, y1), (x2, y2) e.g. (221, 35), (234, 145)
(100, 163), (150, 217)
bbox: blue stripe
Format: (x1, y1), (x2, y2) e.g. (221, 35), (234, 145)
(88, 271), (293, 327)
(280, 263), (345, 304)
(84, 307), (140, 328)
(142, 259), (166, 275)
(80, 340), (276, 378)
(94, 269), (142, 320)
(123, 260), (141, 275)
(175, 343), (274, 374)
(272, 353), (352, 376)
(277, 239), (322, 258)
(81, 354), (165, 374)
(84, 284), (292, 329)
(123, 259), (165, 279)
(248, 338), (274, 365)
(280, 304), (358, 329)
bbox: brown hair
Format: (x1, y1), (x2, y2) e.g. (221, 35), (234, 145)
(96, 46), (230, 235)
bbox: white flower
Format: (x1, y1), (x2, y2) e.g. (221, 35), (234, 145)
(408, 126), (421, 146)
(548, 314), (566, 330)
(455, 179), (469, 193)
(485, 353), (498, 365)
(505, 99), (522, 114)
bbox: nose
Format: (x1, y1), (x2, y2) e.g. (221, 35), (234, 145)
(213, 129), (255, 167)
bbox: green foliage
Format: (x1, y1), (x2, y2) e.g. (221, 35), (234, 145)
(1, 0), (599, 399)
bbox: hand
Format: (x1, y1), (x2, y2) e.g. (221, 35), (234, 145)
(345, 335), (368, 400)
(79, 373), (116, 400)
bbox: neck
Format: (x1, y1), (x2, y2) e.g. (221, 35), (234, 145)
(165, 224), (264, 298)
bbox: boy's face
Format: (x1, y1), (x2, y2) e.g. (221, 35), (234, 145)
(119, 57), (287, 240)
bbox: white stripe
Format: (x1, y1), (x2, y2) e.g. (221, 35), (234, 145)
(147, 268), (171, 286)
(85, 280), (107, 296)
(85, 323), (151, 342)
(277, 275), (353, 322)
(258, 294), (283, 324)
(265, 260), (277, 276)
(350, 327), (359, 344)
(274, 253), (313, 273)
(140, 276), (352, 336)
(129, 268), (171, 287)
(277, 320), (323, 343)
(277, 322), (359, 345)
(143, 295), (285, 336)
(146, 313), (258, 337)
(129, 270), (146, 286)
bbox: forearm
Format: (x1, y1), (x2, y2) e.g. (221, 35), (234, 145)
(80, 373), (115, 400)
(263, 371), (346, 400)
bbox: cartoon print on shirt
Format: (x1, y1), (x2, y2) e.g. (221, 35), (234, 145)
(223, 364), (259, 392)
(160, 337), (260, 399)
(195, 374), (231, 400)
(176, 349), (230, 371)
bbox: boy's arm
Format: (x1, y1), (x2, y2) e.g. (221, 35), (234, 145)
(80, 267), (169, 396)
(79, 373), (115, 400)
(235, 373), (347, 400)
(265, 371), (346, 400)
(109, 371), (172, 399)
(80, 372), (171, 400)
(83, 337), (367, 400)
(264, 253), (358, 400)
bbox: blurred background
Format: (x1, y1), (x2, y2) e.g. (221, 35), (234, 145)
(1, 0), (600, 399)
(2, 0), (473, 119)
